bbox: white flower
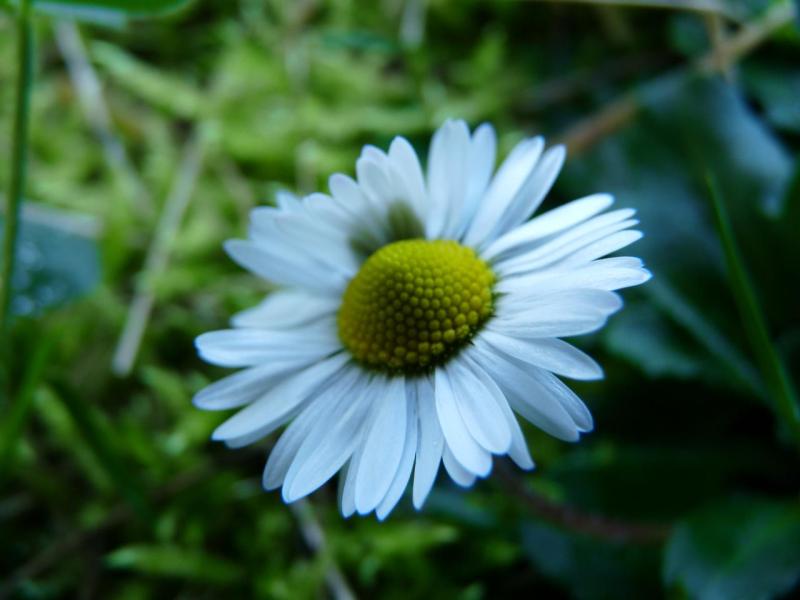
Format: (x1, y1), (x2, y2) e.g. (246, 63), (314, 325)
(194, 119), (650, 519)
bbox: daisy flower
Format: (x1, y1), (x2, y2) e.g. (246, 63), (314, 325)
(195, 119), (650, 519)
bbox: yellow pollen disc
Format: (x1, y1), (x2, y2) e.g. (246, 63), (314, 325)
(338, 239), (495, 374)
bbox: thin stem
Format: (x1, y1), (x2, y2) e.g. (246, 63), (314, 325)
(706, 176), (800, 449)
(1, 0), (34, 401)
(289, 499), (356, 600)
(496, 463), (670, 544)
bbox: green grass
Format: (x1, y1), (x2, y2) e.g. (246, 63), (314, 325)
(2, 1), (800, 597)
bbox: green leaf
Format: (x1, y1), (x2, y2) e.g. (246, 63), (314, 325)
(563, 77), (795, 392)
(743, 63), (800, 134)
(706, 175), (800, 446)
(664, 497), (800, 600)
(521, 521), (660, 600)
(106, 544), (244, 584)
(604, 300), (727, 384)
(548, 443), (772, 521)
(0, 204), (100, 317)
(0, 334), (53, 475)
(6, 0), (194, 26)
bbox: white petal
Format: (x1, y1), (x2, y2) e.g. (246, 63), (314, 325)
(355, 377), (408, 515)
(459, 123), (497, 237)
(225, 239), (346, 293)
(262, 372), (356, 491)
(556, 230), (644, 267)
(497, 398), (535, 470)
(491, 289), (623, 338)
(434, 367), (492, 476)
(339, 458), (357, 518)
(224, 412), (299, 449)
(493, 211), (637, 276)
(275, 191), (301, 211)
(376, 385), (419, 520)
(532, 368), (594, 432)
(483, 193), (615, 260)
(482, 330), (603, 381)
(463, 136), (544, 247)
(447, 358), (512, 454)
(427, 120), (471, 239)
(231, 290), (339, 329)
(329, 174), (379, 219)
(492, 346), (594, 433)
(193, 361), (304, 410)
(479, 145), (566, 247)
(473, 338), (580, 441)
(460, 349), (535, 470)
(195, 321), (339, 368)
(442, 445), (477, 487)
(281, 374), (374, 502)
(212, 353), (350, 442)
(266, 213), (359, 276)
(412, 375), (444, 509)
(388, 136), (427, 220)
(496, 258), (651, 296)
(356, 156), (394, 208)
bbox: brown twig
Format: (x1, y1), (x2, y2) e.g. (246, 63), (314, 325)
(556, 0), (796, 154)
(496, 462), (671, 544)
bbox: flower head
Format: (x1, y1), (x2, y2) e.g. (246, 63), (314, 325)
(195, 119), (650, 519)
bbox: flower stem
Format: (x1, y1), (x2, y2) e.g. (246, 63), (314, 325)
(1, 0), (34, 401)
(706, 175), (800, 449)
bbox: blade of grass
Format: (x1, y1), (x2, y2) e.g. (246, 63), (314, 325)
(0, 334), (54, 477)
(646, 278), (764, 400)
(111, 132), (205, 376)
(706, 174), (800, 449)
(1, 0), (34, 403)
(56, 384), (156, 521)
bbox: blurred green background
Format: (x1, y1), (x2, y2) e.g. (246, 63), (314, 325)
(2, 0), (800, 598)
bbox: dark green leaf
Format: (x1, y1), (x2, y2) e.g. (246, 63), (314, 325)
(521, 522), (660, 600)
(743, 63), (800, 134)
(604, 300), (726, 383)
(664, 497), (800, 600)
(563, 77), (794, 392)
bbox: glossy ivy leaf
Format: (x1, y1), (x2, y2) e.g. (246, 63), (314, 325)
(3, 0), (192, 26)
(664, 497), (800, 600)
(0, 205), (100, 317)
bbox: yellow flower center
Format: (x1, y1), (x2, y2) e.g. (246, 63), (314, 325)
(338, 239), (495, 374)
